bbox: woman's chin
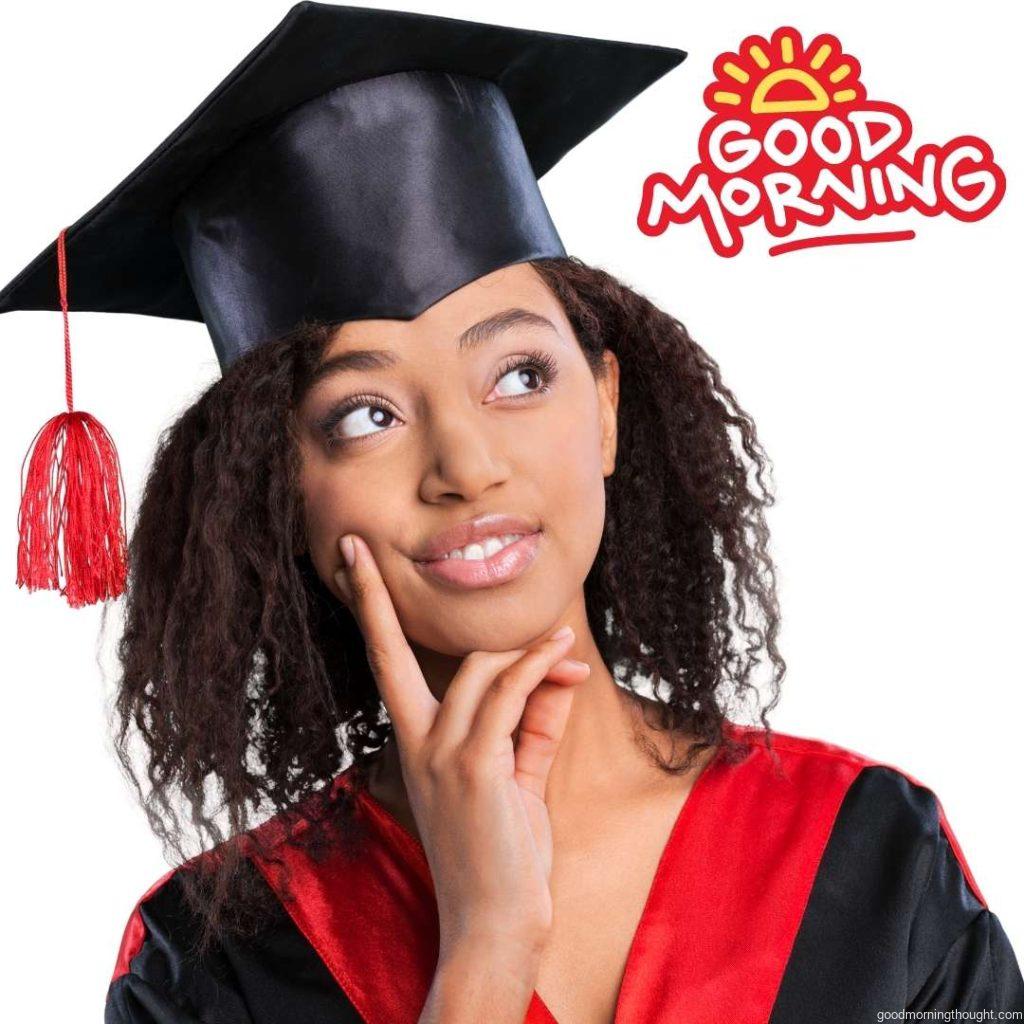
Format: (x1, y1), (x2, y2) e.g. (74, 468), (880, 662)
(407, 613), (569, 660)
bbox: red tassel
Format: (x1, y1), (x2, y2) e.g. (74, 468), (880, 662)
(15, 227), (128, 607)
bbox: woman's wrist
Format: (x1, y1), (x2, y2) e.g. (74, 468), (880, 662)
(421, 938), (542, 1024)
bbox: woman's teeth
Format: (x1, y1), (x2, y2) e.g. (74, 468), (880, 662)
(441, 533), (525, 561)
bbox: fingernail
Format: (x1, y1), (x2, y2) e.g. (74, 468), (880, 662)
(551, 625), (574, 640)
(341, 535), (356, 568)
(565, 658), (589, 670)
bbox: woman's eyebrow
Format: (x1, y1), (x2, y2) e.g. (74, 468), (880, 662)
(309, 307), (559, 385)
(456, 307), (558, 352)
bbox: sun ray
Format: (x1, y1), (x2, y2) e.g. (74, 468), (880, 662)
(829, 64), (852, 83)
(723, 61), (750, 83)
(809, 43), (832, 69)
(832, 89), (857, 103)
(748, 44), (770, 69)
(713, 90), (742, 105)
(781, 36), (794, 63)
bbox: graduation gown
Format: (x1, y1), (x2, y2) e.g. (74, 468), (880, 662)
(104, 721), (1024, 1023)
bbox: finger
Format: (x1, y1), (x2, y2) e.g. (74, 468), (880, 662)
(509, 657), (584, 748)
(430, 648), (526, 742)
(514, 673), (585, 803)
(339, 533), (437, 743)
(432, 648), (584, 744)
(470, 628), (583, 751)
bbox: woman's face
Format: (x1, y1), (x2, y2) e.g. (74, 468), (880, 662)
(295, 261), (619, 656)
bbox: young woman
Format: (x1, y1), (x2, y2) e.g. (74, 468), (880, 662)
(98, 252), (1024, 1024)
(2, 5), (1020, 1024)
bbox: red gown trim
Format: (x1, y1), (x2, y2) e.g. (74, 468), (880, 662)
(110, 866), (177, 982)
(240, 720), (986, 1022)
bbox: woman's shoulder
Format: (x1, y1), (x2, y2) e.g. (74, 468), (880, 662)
(105, 850), (364, 1023)
(105, 860), (246, 1022)
(721, 720), (989, 905)
(719, 723), (1024, 1011)
(105, 770), (366, 1023)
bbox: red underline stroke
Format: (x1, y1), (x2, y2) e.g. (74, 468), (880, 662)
(768, 229), (916, 256)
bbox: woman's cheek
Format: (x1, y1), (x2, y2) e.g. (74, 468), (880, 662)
(301, 470), (370, 580)
(540, 420), (608, 572)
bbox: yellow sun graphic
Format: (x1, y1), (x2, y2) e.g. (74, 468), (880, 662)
(708, 27), (864, 114)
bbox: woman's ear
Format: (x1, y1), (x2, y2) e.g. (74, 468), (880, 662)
(598, 348), (620, 477)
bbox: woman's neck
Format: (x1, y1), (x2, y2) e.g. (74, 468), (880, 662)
(365, 615), (703, 838)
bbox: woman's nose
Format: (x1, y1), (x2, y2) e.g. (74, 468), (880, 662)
(417, 413), (512, 503)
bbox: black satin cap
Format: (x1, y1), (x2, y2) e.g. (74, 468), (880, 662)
(0, 2), (686, 369)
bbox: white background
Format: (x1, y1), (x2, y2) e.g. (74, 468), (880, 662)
(1, 0), (1020, 1015)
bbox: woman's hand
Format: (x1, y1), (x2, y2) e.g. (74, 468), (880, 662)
(334, 532), (589, 965)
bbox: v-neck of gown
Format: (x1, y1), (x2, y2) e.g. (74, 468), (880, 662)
(249, 719), (879, 1024)
(351, 742), (726, 1024)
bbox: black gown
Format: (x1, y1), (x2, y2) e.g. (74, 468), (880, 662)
(104, 721), (1024, 1023)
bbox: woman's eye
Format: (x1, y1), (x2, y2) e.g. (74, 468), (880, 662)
(327, 402), (397, 445)
(494, 365), (544, 398)
(491, 353), (558, 400)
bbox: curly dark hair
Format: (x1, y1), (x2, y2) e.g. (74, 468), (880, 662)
(103, 255), (784, 957)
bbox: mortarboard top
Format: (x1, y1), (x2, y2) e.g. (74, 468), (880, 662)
(0, 1), (687, 606)
(0, 2), (686, 365)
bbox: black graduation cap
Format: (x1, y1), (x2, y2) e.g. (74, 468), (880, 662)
(1, 1), (686, 606)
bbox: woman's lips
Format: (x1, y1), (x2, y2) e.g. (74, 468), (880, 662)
(413, 530), (542, 590)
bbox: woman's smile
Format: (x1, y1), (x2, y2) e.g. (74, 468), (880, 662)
(412, 528), (543, 590)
